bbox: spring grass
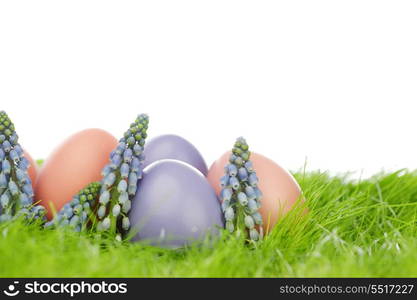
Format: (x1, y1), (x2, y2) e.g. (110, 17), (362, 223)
(0, 169), (416, 278)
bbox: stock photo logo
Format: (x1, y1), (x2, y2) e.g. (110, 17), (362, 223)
(3, 281), (20, 297)
(2, 280), (128, 297)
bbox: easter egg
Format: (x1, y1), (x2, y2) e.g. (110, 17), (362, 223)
(130, 159), (224, 248)
(23, 149), (38, 185)
(207, 152), (303, 233)
(143, 134), (208, 175)
(35, 128), (117, 219)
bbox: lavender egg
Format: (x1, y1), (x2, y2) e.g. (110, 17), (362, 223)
(129, 159), (224, 248)
(143, 134), (208, 175)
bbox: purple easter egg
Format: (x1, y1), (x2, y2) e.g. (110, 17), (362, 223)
(129, 159), (224, 248)
(143, 134), (208, 175)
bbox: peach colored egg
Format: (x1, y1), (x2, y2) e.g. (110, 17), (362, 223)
(207, 151), (304, 233)
(35, 129), (117, 219)
(23, 149), (38, 186)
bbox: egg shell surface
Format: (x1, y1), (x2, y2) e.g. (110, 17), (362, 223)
(143, 134), (208, 175)
(130, 159), (224, 248)
(35, 128), (117, 218)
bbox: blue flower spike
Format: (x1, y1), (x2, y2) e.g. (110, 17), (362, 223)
(219, 137), (263, 242)
(0, 111), (46, 222)
(45, 181), (101, 231)
(96, 114), (149, 240)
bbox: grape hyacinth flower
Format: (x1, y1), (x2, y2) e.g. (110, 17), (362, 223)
(44, 182), (101, 232)
(0, 111), (46, 222)
(219, 137), (263, 242)
(96, 114), (149, 239)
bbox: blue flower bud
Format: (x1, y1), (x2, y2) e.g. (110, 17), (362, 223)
(81, 211), (88, 222)
(136, 168), (143, 179)
(249, 228), (259, 241)
(226, 164), (238, 177)
(244, 215), (255, 229)
(97, 205), (106, 219)
(18, 157), (29, 171)
(122, 216), (130, 231)
(1, 192), (10, 208)
(54, 214), (62, 223)
(131, 157), (141, 172)
(0, 173), (7, 188)
(0, 148), (4, 160)
(122, 200), (131, 214)
(245, 186), (256, 201)
(244, 161), (254, 172)
(248, 172), (258, 187)
(120, 163), (129, 179)
(70, 215), (80, 227)
(123, 148), (133, 163)
(83, 202), (90, 211)
(117, 180), (127, 193)
(225, 220), (234, 233)
(71, 197), (80, 206)
(254, 187), (263, 201)
(101, 165), (112, 177)
(64, 208), (73, 219)
(103, 172), (116, 187)
(9, 149), (19, 162)
(252, 212), (263, 225)
(247, 199), (258, 214)
(110, 154), (122, 169)
(220, 188), (232, 202)
(221, 199), (230, 212)
(238, 167), (248, 181)
(44, 221), (54, 228)
(133, 144), (143, 156)
(101, 217), (111, 230)
(237, 192), (248, 206)
(14, 145), (23, 157)
(2, 140), (11, 152)
(225, 207), (235, 221)
(229, 154), (237, 163)
(8, 180), (19, 196)
(2, 160), (11, 174)
(229, 176), (240, 190)
(128, 171), (137, 186)
(128, 184), (137, 196)
(32, 205), (45, 215)
(220, 174), (229, 188)
(118, 191), (128, 205)
(112, 204), (121, 217)
(73, 204), (83, 215)
(115, 142), (126, 155)
(99, 190), (110, 205)
(15, 168), (28, 184)
(9, 133), (18, 145)
(20, 193), (31, 206)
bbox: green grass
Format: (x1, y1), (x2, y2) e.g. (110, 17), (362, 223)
(1, 169), (417, 277)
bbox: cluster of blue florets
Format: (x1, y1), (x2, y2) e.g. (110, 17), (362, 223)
(0, 111), (45, 222)
(220, 137), (263, 242)
(97, 114), (149, 240)
(44, 182), (101, 231)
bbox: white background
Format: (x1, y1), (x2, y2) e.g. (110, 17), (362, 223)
(1, 1), (416, 178)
